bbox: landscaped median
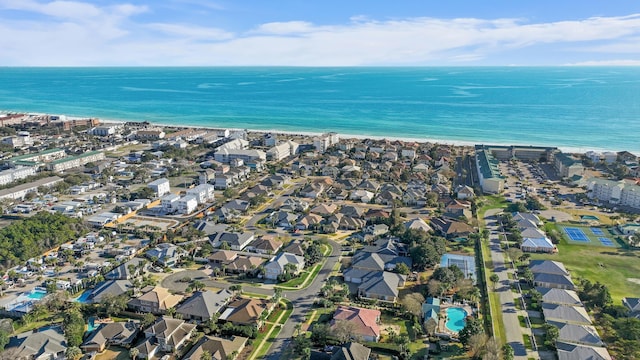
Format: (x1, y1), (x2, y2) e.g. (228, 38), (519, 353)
(275, 242), (333, 290)
(248, 298), (293, 360)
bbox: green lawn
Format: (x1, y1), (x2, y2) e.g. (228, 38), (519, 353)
(530, 233), (640, 303)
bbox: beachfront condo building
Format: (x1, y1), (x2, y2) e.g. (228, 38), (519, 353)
(587, 178), (640, 209)
(475, 145), (505, 194)
(554, 152), (584, 178)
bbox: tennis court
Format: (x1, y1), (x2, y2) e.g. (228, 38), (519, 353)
(591, 228), (605, 236)
(598, 237), (615, 247)
(564, 227), (589, 242)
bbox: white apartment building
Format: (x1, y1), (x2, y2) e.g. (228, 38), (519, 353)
(176, 195), (198, 214)
(0, 166), (36, 186)
(186, 184), (215, 204)
(587, 178), (640, 209)
(161, 193), (180, 212)
(48, 151), (106, 172)
(313, 132), (339, 153)
(148, 178), (171, 198)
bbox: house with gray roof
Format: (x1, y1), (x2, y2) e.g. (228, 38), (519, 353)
(556, 341), (611, 360)
(547, 321), (604, 347)
(135, 317), (197, 360)
(211, 231), (255, 251)
(146, 243), (186, 267)
(105, 257), (147, 280)
(533, 272), (575, 290)
(623, 297), (640, 316)
(88, 280), (133, 303)
(537, 288), (582, 306)
(263, 252), (305, 280)
(542, 303), (592, 325)
(330, 342), (371, 360)
(81, 321), (139, 353)
(529, 260), (570, 276)
(176, 289), (234, 322)
(521, 237), (556, 253)
(357, 271), (406, 303)
(422, 297), (441, 320)
(5, 326), (66, 360)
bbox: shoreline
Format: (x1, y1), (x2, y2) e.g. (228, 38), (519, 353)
(2, 109), (630, 154)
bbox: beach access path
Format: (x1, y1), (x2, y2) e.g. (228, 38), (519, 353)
(484, 209), (538, 360)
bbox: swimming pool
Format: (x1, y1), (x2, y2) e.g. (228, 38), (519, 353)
(87, 316), (96, 332)
(445, 307), (468, 332)
(26, 288), (48, 300)
(74, 290), (93, 303)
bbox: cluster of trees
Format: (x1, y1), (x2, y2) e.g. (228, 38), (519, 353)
(598, 315), (640, 359)
(303, 240), (324, 267)
(427, 265), (478, 303)
(277, 263), (300, 283)
(317, 279), (349, 307)
(219, 322), (258, 339)
(578, 279), (612, 310)
(458, 317), (512, 359)
(498, 213), (523, 243)
(400, 228), (447, 271)
(0, 212), (89, 268)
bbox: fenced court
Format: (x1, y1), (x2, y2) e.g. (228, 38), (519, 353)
(560, 225), (619, 247)
(564, 227), (589, 242)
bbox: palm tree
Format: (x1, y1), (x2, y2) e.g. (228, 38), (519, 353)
(129, 347), (139, 360)
(294, 323), (302, 336)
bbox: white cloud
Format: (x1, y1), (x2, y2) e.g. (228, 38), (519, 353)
(565, 59), (640, 66)
(2, 2), (640, 66)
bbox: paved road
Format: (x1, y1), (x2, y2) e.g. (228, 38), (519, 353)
(264, 239), (341, 360)
(484, 209), (532, 360)
(162, 239), (342, 359)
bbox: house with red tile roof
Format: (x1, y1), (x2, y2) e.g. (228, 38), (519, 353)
(330, 306), (381, 342)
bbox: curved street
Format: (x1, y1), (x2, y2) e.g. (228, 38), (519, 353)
(160, 239), (342, 359)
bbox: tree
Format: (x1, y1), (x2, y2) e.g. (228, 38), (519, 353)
(333, 319), (356, 343)
(142, 312), (157, 328)
(468, 333), (488, 359)
(401, 293), (425, 318)
(424, 318), (437, 336)
(542, 323), (559, 349)
(459, 317), (484, 346)
(502, 343), (515, 360)
(0, 330), (10, 351)
(311, 323), (330, 346)
(395, 262), (410, 275)
(199, 350), (212, 360)
(292, 334), (311, 359)
(99, 294), (128, 317)
(483, 337), (502, 360)
(129, 347), (139, 360)
(65, 346), (82, 360)
(63, 309), (85, 347)
(489, 274), (500, 291)
(427, 279), (443, 297)
(505, 248), (523, 264)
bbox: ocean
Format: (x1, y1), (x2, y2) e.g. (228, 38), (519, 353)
(0, 67), (639, 152)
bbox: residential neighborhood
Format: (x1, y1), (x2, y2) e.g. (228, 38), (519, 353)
(0, 117), (638, 360)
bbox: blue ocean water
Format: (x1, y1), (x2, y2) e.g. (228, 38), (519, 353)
(0, 67), (639, 152)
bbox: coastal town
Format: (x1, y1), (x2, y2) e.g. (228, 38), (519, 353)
(0, 112), (639, 360)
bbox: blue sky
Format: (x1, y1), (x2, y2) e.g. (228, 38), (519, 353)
(1, 0), (640, 66)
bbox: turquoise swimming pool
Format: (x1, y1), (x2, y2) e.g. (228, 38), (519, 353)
(26, 289), (48, 300)
(445, 307), (468, 332)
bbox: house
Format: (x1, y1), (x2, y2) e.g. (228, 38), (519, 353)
(310, 203), (338, 216)
(246, 236), (282, 254)
(128, 286), (184, 315)
(219, 298), (274, 328)
(282, 240), (306, 257)
(330, 306), (381, 342)
(330, 342), (372, 360)
(622, 297), (640, 316)
(521, 237), (556, 253)
(176, 289), (234, 322)
(364, 224), (389, 236)
(537, 288), (582, 307)
(556, 342), (612, 360)
(88, 280), (133, 303)
(356, 271), (406, 303)
(529, 260), (570, 276)
(222, 199), (251, 213)
(226, 255), (265, 275)
(542, 303), (592, 325)
(183, 335), (248, 360)
(146, 243), (186, 267)
(5, 326), (67, 359)
(456, 185), (475, 200)
(547, 321), (604, 347)
(81, 321), (139, 353)
(211, 232), (255, 251)
(148, 178), (170, 197)
(186, 184), (216, 204)
(430, 217), (475, 238)
(134, 317), (197, 359)
(104, 257), (147, 280)
(421, 298), (441, 320)
(177, 195), (198, 214)
(443, 199), (473, 219)
(263, 252), (305, 280)
(404, 218), (433, 233)
(533, 272), (575, 290)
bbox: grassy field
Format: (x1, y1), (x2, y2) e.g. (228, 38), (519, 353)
(530, 235), (640, 304)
